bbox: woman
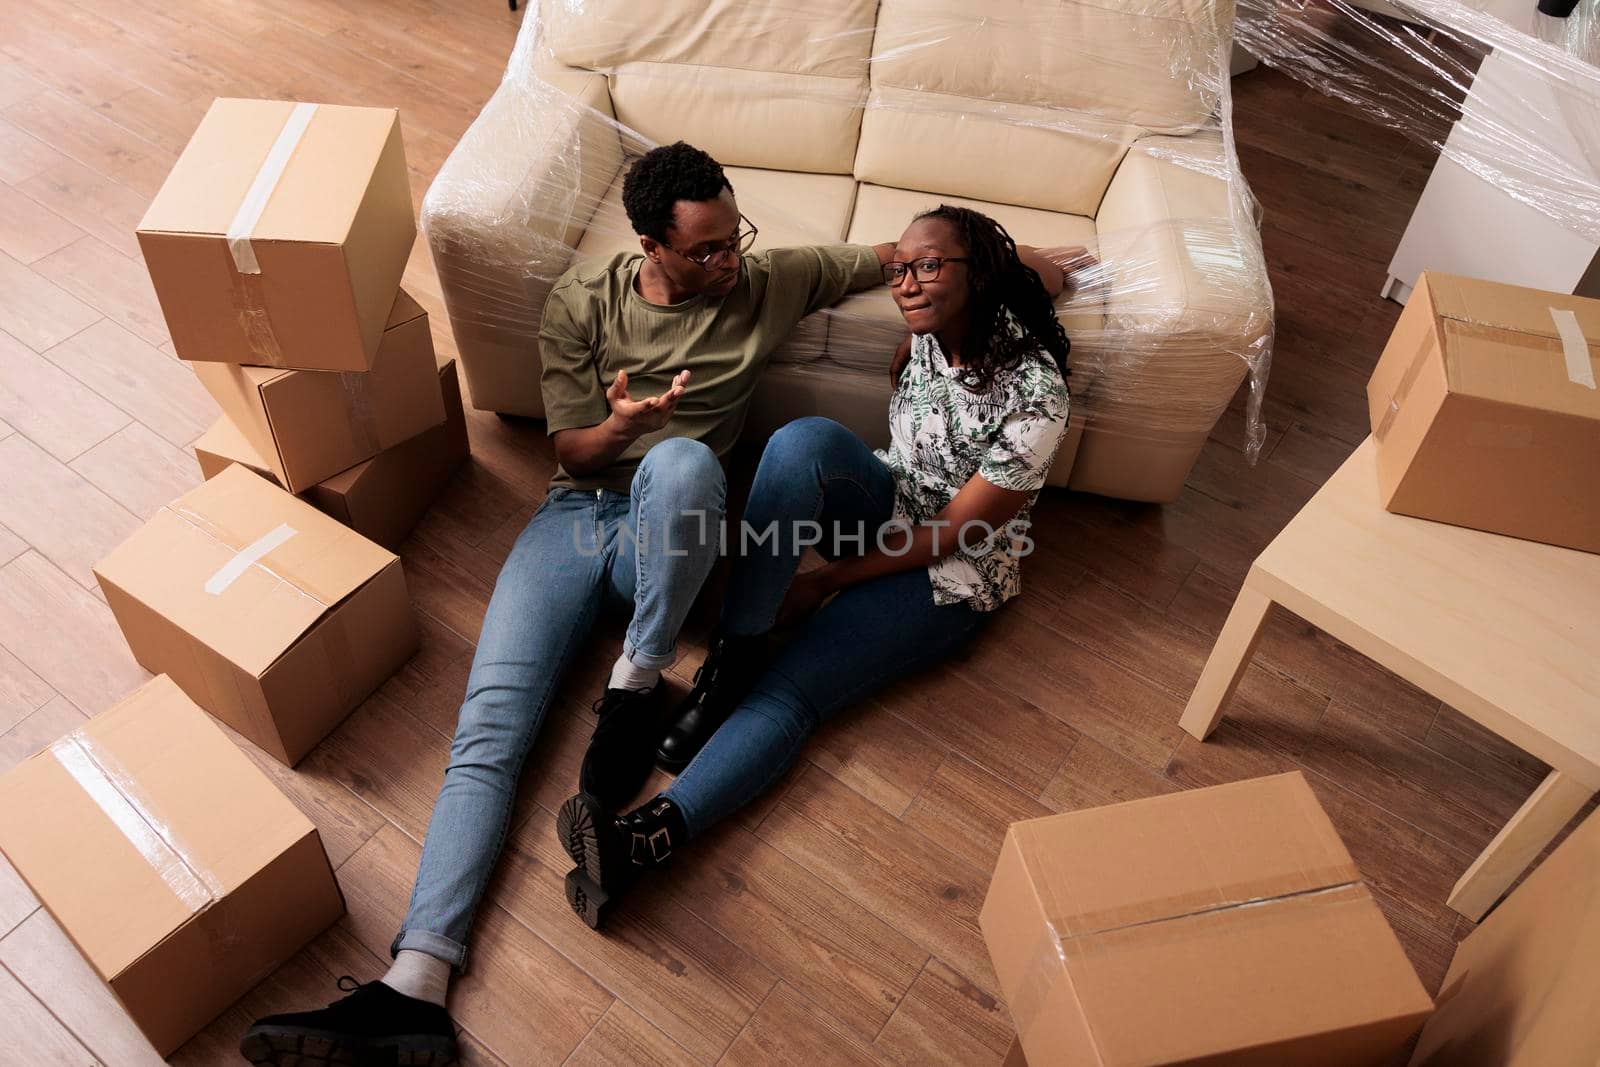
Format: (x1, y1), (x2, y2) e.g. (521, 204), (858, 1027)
(556, 206), (1076, 927)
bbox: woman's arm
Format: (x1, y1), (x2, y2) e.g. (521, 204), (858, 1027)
(777, 473), (1031, 624)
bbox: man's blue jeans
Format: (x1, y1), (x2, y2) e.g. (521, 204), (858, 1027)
(393, 437), (725, 968)
(662, 417), (989, 836)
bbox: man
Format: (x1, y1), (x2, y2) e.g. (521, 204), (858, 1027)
(239, 141), (896, 1066)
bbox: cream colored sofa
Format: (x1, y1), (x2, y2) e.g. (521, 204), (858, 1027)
(423, 0), (1273, 502)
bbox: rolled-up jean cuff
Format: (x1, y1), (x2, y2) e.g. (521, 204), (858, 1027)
(622, 637), (677, 671)
(391, 928), (468, 970)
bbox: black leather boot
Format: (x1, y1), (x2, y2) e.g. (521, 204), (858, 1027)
(556, 792), (687, 930)
(580, 682), (667, 812)
(656, 633), (768, 773)
(239, 976), (458, 1066)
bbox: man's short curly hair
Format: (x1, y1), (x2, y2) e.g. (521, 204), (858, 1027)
(621, 142), (733, 243)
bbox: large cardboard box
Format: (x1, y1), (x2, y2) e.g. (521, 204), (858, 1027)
(188, 290), (446, 492)
(0, 674), (344, 1056)
(982, 773), (1433, 1067)
(1409, 806), (1600, 1066)
(1367, 272), (1600, 553)
(194, 356), (470, 550)
(92, 464), (419, 765)
(138, 97), (414, 372)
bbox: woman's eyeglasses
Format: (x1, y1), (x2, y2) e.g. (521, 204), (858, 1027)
(666, 217), (759, 270)
(881, 256), (970, 285)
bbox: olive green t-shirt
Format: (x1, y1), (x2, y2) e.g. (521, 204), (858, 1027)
(539, 245), (883, 492)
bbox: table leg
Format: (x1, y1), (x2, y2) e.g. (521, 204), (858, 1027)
(1447, 769), (1595, 921)
(1178, 584), (1273, 741)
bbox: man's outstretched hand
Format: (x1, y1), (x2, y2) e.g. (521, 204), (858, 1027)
(607, 369), (690, 437)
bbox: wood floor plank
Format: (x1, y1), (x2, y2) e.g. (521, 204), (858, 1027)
(70, 421), (200, 519)
(877, 663), (1077, 797)
(0, 551), (147, 715)
(0, 910), (165, 1066)
(338, 824), (613, 1065)
(0, 522), (22, 567)
(565, 1001), (700, 1067)
(757, 764), (999, 996)
(1040, 733), (1180, 813)
(721, 983), (890, 1067)
(1, 89), (162, 184)
(901, 756), (1053, 875)
(804, 698), (948, 819)
(0, 326), (129, 462)
(14, 157), (146, 258)
(0, 435), (141, 590)
(0, 247), (99, 351)
(33, 235), (170, 348)
(0, 694), (86, 776)
(40, 318), (218, 448)
(0, 962), (101, 1066)
(1424, 703), (1548, 788)
(0, 180), (82, 264)
(0, 641), (55, 735)
(874, 958), (1013, 1067)
(0, 59), (48, 110)
(962, 603), (1187, 772)
(302, 687), (455, 845)
(0, 852), (39, 940)
(494, 813), (777, 1064)
(665, 826), (928, 1044)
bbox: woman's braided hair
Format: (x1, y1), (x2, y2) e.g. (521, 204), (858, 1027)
(915, 205), (1071, 394)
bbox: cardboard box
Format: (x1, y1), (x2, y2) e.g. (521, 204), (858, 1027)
(981, 772), (1433, 1067)
(138, 97), (415, 372)
(188, 290), (446, 492)
(1367, 272), (1600, 553)
(1409, 807), (1600, 1066)
(0, 674), (344, 1056)
(93, 464), (419, 765)
(194, 356), (470, 550)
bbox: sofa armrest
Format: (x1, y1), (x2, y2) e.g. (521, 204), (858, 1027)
(421, 65), (624, 416)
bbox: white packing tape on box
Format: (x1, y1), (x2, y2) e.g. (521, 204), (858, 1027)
(204, 522), (298, 595)
(226, 101), (319, 275)
(1550, 308), (1597, 389)
(51, 733), (221, 911)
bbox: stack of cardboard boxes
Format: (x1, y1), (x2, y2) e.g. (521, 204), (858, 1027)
(140, 97), (471, 552)
(0, 98), (467, 1055)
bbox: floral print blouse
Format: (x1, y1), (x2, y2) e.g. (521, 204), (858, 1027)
(875, 324), (1070, 612)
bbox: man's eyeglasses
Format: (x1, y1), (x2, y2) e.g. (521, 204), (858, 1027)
(882, 256), (971, 285)
(665, 216), (759, 270)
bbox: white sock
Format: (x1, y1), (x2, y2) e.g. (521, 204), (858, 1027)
(608, 653), (660, 693)
(380, 949), (451, 1007)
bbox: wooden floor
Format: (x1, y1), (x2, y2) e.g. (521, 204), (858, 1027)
(0, 2), (1589, 1064)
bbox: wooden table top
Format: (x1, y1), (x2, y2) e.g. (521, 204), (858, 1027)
(1252, 437), (1600, 778)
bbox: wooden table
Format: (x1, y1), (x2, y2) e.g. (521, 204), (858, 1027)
(1179, 438), (1600, 920)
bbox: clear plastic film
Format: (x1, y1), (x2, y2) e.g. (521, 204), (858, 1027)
(1235, 0), (1600, 244)
(422, 0), (1275, 503)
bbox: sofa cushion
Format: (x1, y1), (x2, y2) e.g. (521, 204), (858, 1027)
(540, 0), (876, 174)
(855, 0), (1231, 215)
(811, 183), (1104, 376)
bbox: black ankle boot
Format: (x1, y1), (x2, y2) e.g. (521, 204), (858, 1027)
(657, 634), (768, 773)
(239, 977), (458, 1066)
(580, 682), (667, 812)
(555, 793), (687, 929)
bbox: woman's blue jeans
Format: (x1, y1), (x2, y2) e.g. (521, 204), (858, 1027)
(663, 417), (989, 836)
